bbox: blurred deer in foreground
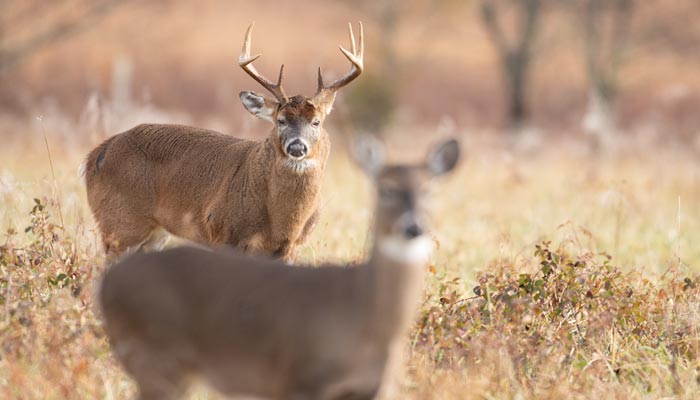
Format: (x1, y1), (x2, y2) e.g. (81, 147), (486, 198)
(83, 22), (364, 261)
(99, 136), (460, 400)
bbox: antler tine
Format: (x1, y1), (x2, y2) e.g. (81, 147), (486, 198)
(316, 22), (364, 95)
(238, 22), (288, 102)
(348, 22), (356, 55)
(359, 21), (364, 58)
(317, 66), (324, 89)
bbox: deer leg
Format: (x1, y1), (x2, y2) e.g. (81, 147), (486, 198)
(296, 208), (320, 247)
(117, 339), (189, 400)
(95, 203), (156, 261)
(136, 382), (186, 400)
(272, 239), (297, 263)
(331, 391), (379, 400)
(134, 372), (188, 400)
(269, 209), (319, 263)
(101, 225), (154, 263)
(318, 386), (380, 400)
(239, 233), (265, 255)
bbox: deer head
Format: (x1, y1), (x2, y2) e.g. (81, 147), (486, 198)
(351, 134), (461, 264)
(238, 22), (363, 164)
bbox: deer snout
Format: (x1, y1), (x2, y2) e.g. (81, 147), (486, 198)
(404, 223), (424, 239)
(285, 138), (309, 159)
(395, 212), (426, 240)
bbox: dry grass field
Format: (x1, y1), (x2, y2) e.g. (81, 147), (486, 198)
(1, 130), (699, 399)
(2, 0), (700, 398)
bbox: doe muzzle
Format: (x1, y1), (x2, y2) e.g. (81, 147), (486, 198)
(404, 223), (424, 239)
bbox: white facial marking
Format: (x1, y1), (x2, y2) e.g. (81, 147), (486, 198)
(281, 158), (319, 174)
(379, 235), (434, 265)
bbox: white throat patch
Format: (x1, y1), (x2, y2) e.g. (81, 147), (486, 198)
(281, 158), (319, 174)
(378, 235), (434, 265)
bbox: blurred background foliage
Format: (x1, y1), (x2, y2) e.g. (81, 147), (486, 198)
(1, 0), (700, 147)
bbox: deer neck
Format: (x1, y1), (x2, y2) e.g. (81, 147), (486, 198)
(256, 135), (326, 229)
(362, 236), (431, 340)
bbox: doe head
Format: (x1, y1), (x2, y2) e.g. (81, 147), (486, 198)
(351, 134), (460, 262)
(238, 22), (363, 163)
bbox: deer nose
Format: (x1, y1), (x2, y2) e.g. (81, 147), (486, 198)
(286, 139), (308, 158)
(404, 223), (424, 239)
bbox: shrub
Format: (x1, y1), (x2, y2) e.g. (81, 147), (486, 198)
(413, 239), (700, 395)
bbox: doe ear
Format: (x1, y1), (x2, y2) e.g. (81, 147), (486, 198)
(240, 91), (278, 122)
(350, 134), (385, 177)
(426, 138), (460, 176)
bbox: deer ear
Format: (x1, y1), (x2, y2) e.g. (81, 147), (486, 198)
(351, 134), (385, 177)
(240, 91), (278, 122)
(312, 91), (337, 116)
(426, 138), (460, 176)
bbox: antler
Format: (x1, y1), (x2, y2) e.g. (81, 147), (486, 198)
(316, 22), (364, 96)
(239, 22), (288, 103)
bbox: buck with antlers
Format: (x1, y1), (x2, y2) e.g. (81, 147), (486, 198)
(99, 135), (461, 400)
(83, 22), (364, 261)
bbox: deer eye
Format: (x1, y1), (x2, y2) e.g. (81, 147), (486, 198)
(312, 119), (321, 127)
(379, 187), (401, 200)
(277, 118), (287, 126)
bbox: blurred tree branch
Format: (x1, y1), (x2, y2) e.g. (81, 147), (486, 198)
(0, 0), (124, 74)
(479, 0), (543, 132)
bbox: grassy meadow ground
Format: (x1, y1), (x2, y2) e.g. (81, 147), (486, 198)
(1, 128), (700, 399)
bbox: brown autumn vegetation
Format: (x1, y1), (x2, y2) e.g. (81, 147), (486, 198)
(2, 0), (700, 399)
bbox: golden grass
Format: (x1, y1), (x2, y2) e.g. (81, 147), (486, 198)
(1, 133), (699, 399)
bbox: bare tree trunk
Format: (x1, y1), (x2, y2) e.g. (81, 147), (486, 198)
(581, 0), (632, 150)
(379, 0), (399, 76)
(506, 54), (528, 130)
(343, 0), (399, 135)
(480, 0), (543, 134)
